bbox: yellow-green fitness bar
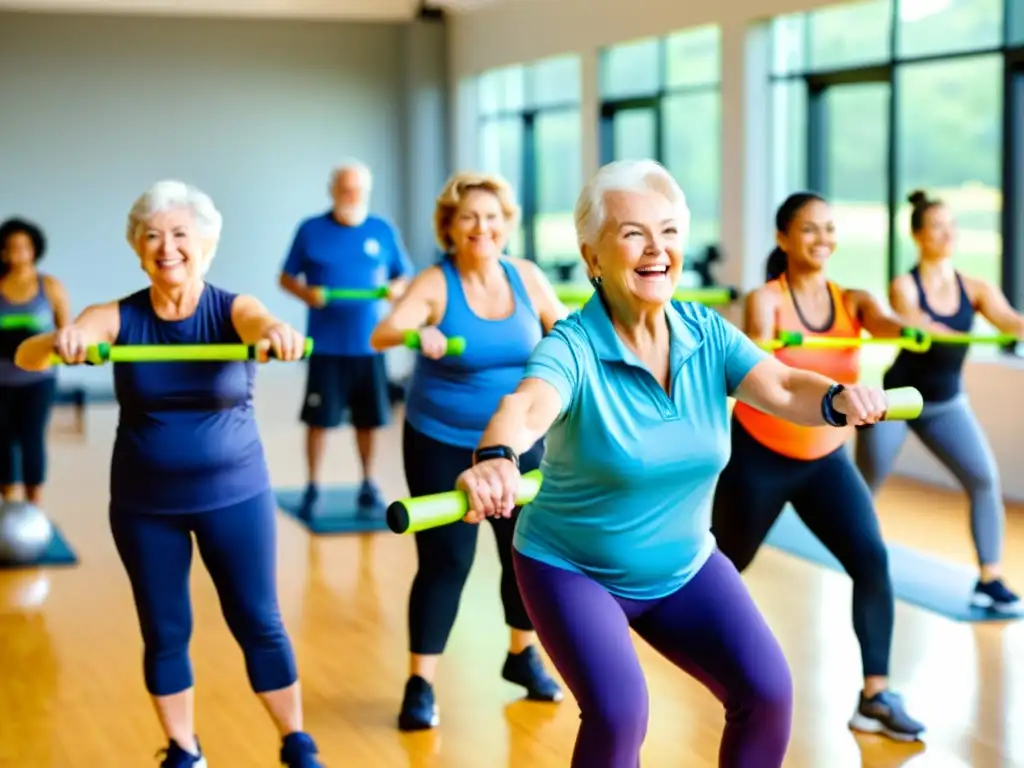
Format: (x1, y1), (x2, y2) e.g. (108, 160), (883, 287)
(759, 330), (1020, 353)
(317, 286), (389, 301)
(42, 329), (466, 367)
(386, 387), (923, 535)
(554, 284), (738, 306)
(0, 315), (44, 331)
(47, 338), (316, 366)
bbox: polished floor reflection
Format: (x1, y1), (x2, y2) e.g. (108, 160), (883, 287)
(1, 374), (1022, 767)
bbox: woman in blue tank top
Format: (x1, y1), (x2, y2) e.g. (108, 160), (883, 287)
(857, 189), (1024, 614)
(370, 171), (569, 732)
(14, 181), (324, 768)
(0, 217), (70, 507)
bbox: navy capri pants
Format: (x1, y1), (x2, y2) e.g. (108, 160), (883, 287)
(110, 490), (297, 696)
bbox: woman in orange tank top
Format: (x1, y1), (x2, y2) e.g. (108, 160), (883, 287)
(711, 192), (927, 743)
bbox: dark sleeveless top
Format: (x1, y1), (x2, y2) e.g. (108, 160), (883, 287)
(883, 266), (973, 403)
(109, 284), (270, 514)
(0, 275), (56, 387)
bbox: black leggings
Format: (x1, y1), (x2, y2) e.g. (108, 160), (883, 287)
(402, 421), (543, 655)
(0, 378), (56, 488)
(711, 419), (894, 679)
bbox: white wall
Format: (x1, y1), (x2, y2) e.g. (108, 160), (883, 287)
(0, 11), (451, 387)
(446, 0), (1024, 502)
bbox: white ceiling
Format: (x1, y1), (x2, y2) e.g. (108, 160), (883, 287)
(0, 0), (513, 20)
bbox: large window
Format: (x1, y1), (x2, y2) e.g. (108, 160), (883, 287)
(477, 56), (581, 276)
(770, 0), (1020, 362)
(598, 26), (722, 286)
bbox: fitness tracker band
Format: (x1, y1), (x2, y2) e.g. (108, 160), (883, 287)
(473, 445), (519, 468)
(821, 383), (847, 428)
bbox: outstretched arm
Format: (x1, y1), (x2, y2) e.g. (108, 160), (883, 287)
(968, 277), (1024, 337)
(370, 267), (444, 351)
(15, 301), (120, 370)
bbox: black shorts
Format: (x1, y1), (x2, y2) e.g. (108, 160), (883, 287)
(299, 354), (391, 430)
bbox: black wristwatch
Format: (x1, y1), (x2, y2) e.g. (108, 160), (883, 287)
(473, 444), (519, 468)
(821, 383), (847, 428)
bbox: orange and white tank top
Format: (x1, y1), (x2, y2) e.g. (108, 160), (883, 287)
(733, 275), (862, 461)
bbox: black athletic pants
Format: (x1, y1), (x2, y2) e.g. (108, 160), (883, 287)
(711, 418), (894, 678)
(402, 420), (543, 655)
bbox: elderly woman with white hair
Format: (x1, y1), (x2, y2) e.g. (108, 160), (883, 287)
(453, 159), (895, 767)
(15, 180), (324, 768)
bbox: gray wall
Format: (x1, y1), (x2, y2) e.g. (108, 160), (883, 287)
(0, 11), (449, 386)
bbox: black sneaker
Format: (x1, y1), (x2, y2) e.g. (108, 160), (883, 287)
(157, 739), (206, 767)
(398, 674), (440, 731)
(849, 690), (925, 742)
(280, 731), (324, 767)
(357, 479), (385, 510)
(501, 646), (563, 702)
(971, 578), (1022, 614)
(298, 485), (321, 522)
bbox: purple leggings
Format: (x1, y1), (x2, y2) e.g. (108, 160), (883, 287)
(513, 549), (793, 768)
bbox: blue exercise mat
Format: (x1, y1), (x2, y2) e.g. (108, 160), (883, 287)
(0, 524), (78, 570)
(275, 486), (390, 535)
(765, 506), (1022, 623)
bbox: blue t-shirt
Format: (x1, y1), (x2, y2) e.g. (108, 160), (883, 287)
(281, 212), (413, 356)
(404, 257), (542, 449)
(110, 284), (270, 514)
(513, 295), (768, 600)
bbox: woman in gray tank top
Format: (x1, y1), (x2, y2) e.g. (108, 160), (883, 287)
(0, 217), (71, 506)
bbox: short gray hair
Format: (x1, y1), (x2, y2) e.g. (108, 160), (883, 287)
(126, 180), (223, 263)
(574, 159), (691, 248)
(330, 159), (372, 191)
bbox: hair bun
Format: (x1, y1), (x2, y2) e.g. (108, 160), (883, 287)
(907, 190), (929, 207)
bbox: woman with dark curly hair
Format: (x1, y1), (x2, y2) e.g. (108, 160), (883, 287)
(0, 216), (70, 505)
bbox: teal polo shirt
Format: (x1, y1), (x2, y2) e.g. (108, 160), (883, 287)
(512, 294), (769, 600)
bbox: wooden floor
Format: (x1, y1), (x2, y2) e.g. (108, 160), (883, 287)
(2, 372), (1023, 768)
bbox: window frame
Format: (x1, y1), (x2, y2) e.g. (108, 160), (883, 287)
(769, 0), (1024, 325)
(476, 62), (581, 265)
(597, 29), (723, 280)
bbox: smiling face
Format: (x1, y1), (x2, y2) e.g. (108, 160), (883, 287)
(583, 188), (683, 308)
(135, 207), (209, 288)
(449, 187), (507, 261)
(1, 231), (36, 270)
(914, 203), (956, 262)
(776, 198), (835, 274)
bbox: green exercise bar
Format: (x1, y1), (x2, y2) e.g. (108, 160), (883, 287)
(386, 387), (923, 535)
(760, 329), (931, 353)
(319, 286), (389, 301)
(883, 386), (924, 421)
(929, 333), (1019, 346)
(47, 338), (314, 366)
(554, 284), (738, 306)
(403, 330), (466, 356)
(0, 314), (43, 331)
(387, 469), (544, 535)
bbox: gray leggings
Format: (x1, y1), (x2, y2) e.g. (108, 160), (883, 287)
(855, 394), (1004, 566)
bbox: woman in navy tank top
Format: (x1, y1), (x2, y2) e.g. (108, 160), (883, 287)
(370, 172), (568, 732)
(0, 217), (70, 506)
(857, 190), (1024, 614)
(15, 181), (324, 768)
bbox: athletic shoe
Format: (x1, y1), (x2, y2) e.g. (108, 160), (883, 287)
(849, 690), (925, 742)
(398, 674), (440, 731)
(357, 479), (385, 510)
(971, 578), (1022, 614)
(280, 732), (324, 768)
(297, 485), (321, 521)
(157, 740), (206, 767)
(501, 646), (563, 702)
